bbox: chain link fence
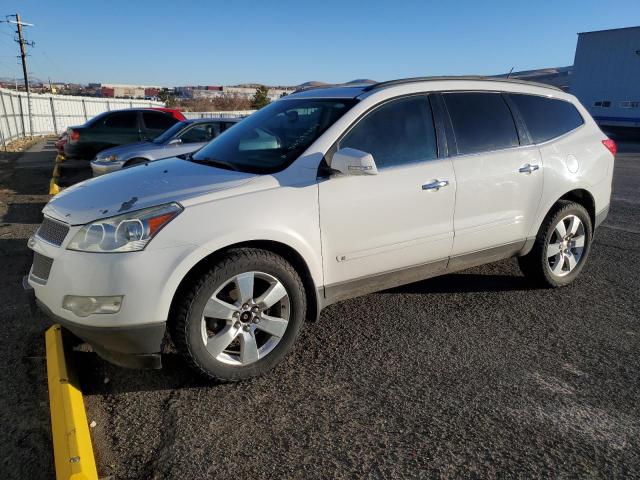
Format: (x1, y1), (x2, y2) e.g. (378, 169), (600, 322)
(0, 87), (163, 148)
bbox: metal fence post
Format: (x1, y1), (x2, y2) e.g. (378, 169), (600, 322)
(17, 93), (26, 138)
(50, 96), (58, 134)
(0, 91), (10, 147)
(81, 99), (88, 121)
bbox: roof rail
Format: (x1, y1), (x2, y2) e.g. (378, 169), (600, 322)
(361, 76), (563, 93)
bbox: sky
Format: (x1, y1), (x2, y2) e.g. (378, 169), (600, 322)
(0, 0), (639, 87)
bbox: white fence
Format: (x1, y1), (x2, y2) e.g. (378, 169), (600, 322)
(183, 110), (255, 119)
(0, 87), (163, 147)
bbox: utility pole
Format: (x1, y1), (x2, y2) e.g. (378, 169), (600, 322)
(3, 14), (35, 136)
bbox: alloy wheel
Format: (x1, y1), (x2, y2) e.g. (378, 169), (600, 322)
(200, 271), (290, 366)
(547, 214), (586, 277)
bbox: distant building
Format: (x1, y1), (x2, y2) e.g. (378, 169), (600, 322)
(572, 26), (640, 127)
(100, 83), (161, 99)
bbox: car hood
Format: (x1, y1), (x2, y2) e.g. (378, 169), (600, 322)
(44, 157), (256, 225)
(95, 141), (158, 159)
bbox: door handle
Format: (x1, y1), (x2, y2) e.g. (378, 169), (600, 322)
(422, 179), (449, 191)
(518, 163), (540, 174)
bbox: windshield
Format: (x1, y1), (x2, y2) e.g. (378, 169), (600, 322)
(153, 121), (189, 144)
(191, 98), (357, 174)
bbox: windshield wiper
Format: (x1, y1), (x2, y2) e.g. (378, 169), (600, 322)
(185, 155), (239, 171)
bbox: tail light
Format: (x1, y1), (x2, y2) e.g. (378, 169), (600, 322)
(69, 129), (80, 143)
(602, 138), (617, 156)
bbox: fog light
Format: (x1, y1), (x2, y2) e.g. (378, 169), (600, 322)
(62, 295), (123, 317)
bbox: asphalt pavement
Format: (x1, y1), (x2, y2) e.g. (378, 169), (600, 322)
(1, 140), (638, 479)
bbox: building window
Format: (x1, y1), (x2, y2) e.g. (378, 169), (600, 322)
(620, 101), (640, 108)
(594, 101), (611, 108)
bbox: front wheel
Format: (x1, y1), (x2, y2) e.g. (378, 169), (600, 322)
(518, 200), (593, 288)
(171, 248), (306, 381)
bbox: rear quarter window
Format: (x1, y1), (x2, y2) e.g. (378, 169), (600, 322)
(443, 92), (520, 155)
(509, 94), (584, 144)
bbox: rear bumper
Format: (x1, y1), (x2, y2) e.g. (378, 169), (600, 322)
(24, 276), (164, 369)
(63, 142), (97, 160)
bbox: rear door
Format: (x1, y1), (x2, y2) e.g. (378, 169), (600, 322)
(141, 111), (180, 141)
(90, 110), (141, 151)
(319, 95), (456, 300)
(442, 91), (543, 257)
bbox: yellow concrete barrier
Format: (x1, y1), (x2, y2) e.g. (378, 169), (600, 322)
(45, 325), (98, 480)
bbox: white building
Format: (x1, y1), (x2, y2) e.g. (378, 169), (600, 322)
(572, 26), (640, 127)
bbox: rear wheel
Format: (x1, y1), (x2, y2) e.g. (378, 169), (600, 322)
(171, 248), (306, 381)
(518, 200), (593, 287)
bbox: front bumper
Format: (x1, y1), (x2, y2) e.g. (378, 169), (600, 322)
(90, 159), (125, 176)
(24, 276), (164, 368)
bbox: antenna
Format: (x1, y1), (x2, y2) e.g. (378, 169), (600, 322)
(506, 67), (514, 79)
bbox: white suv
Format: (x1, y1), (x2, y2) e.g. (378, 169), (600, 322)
(26, 77), (615, 381)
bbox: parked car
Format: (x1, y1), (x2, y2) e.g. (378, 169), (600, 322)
(26, 77), (614, 381)
(90, 118), (241, 176)
(63, 108), (185, 160)
(54, 132), (67, 155)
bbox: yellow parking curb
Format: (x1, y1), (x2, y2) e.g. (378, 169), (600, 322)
(45, 325), (98, 480)
(49, 178), (61, 195)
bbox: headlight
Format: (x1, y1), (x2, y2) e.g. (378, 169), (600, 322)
(100, 154), (118, 162)
(67, 203), (182, 253)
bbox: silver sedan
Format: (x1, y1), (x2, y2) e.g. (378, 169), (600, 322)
(91, 117), (241, 176)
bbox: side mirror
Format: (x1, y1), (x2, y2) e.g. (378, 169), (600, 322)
(168, 138), (182, 146)
(331, 148), (378, 176)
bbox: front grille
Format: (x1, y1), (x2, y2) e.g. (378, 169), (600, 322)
(31, 252), (54, 283)
(36, 217), (69, 246)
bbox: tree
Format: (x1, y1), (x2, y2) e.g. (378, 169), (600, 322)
(251, 85), (271, 109)
(158, 88), (177, 107)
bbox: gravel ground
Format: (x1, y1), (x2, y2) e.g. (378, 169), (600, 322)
(1, 140), (638, 479)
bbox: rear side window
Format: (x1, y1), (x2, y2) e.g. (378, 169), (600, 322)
(509, 94), (584, 144)
(102, 112), (137, 129)
(340, 95), (437, 168)
(444, 92), (519, 155)
(143, 111), (178, 130)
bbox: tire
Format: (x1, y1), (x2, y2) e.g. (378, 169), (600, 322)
(171, 248), (306, 381)
(518, 200), (593, 288)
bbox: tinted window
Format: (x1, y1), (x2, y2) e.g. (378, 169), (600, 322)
(444, 92), (519, 155)
(102, 112), (137, 129)
(143, 111), (178, 130)
(510, 94), (584, 144)
(179, 123), (220, 143)
(192, 98), (355, 174)
(340, 96), (437, 168)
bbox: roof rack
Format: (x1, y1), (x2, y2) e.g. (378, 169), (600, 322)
(291, 82), (374, 94)
(361, 76), (563, 92)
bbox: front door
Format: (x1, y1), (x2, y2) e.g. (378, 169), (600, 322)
(319, 95), (456, 302)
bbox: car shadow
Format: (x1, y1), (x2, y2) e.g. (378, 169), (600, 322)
(382, 271), (536, 295)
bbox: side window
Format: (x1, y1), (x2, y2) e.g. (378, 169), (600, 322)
(143, 111), (178, 130)
(102, 112), (138, 129)
(510, 94), (584, 144)
(340, 95), (437, 168)
(179, 123), (221, 143)
(443, 92), (519, 155)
